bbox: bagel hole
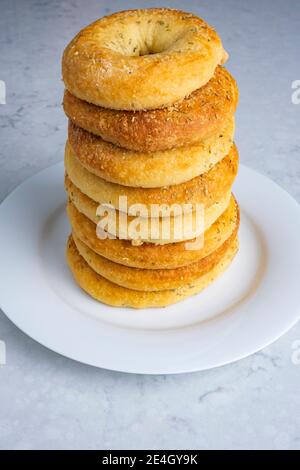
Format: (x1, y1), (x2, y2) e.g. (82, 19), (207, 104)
(136, 45), (165, 56)
(138, 49), (157, 56)
(106, 20), (192, 57)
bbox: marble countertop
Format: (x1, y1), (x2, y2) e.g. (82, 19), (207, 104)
(0, 0), (299, 450)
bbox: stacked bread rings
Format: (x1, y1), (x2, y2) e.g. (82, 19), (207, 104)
(62, 8), (240, 308)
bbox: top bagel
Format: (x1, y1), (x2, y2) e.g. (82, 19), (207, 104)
(62, 8), (228, 110)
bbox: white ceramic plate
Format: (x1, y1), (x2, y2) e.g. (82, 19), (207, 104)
(0, 163), (300, 374)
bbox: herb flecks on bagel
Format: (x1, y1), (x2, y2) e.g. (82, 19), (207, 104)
(62, 8), (228, 110)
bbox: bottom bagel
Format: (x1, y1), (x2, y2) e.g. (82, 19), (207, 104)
(66, 234), (239, 309)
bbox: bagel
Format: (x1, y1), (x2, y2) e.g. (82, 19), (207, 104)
(67, 234), (238, 308)
(64, 141), (238, 215)
(65, 174), (231, 244)
(63, 66), (238, 152)
(66, 197), (240, 269)
(68, 117), (235, 188)
(62, 8), (228, 110)
(72, 229), (237, 292)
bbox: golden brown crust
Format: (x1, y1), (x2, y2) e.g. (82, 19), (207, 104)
(66, 196), (240, 269)
(65, 174), (232, 244)
(66, 234), (239, 308)
(62, 8), (227, 110)
(63, 66), (238, 152)
(65, 141), (239, 213)
(72, 228), (237, 291)
(67, 117), (235, 188)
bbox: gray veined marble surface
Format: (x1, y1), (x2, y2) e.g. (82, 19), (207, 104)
(0, 0), (300, 450)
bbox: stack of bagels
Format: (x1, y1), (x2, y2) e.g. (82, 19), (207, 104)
(62, 8), (239, 308)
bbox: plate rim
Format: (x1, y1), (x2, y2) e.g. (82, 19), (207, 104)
(0, 162), (300, 374)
